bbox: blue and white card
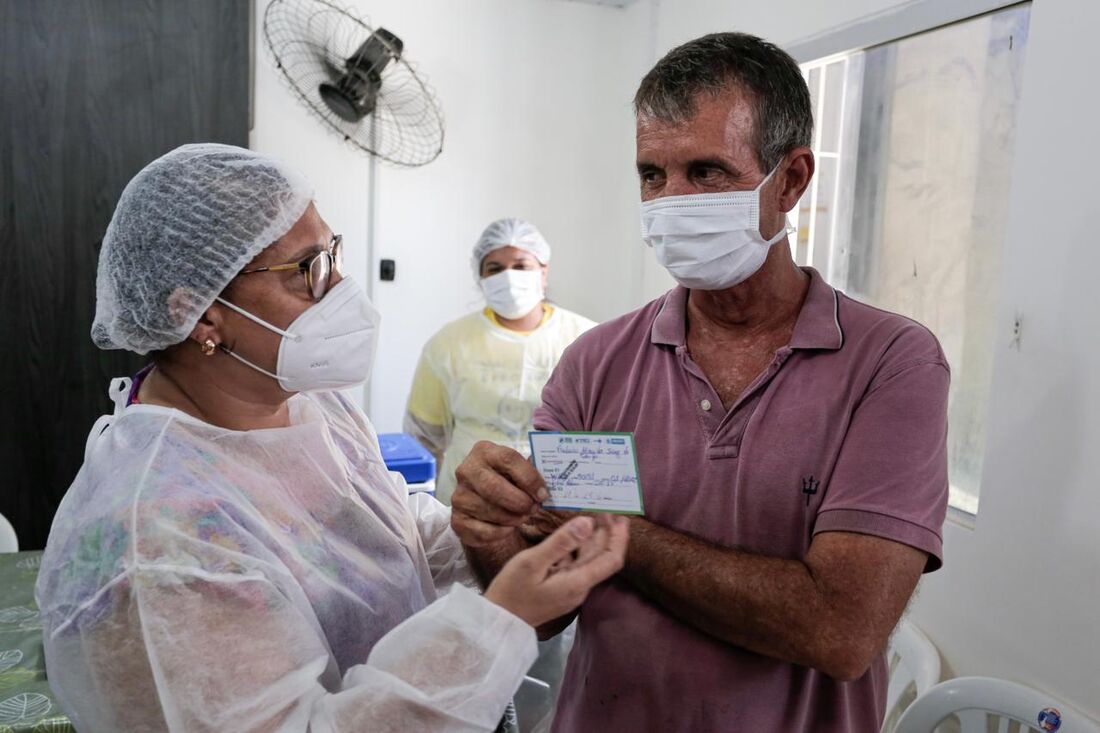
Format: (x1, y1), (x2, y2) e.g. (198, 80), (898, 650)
(528, 432), (645, 515)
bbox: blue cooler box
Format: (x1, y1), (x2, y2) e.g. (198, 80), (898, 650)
(378, 433), (436, 494)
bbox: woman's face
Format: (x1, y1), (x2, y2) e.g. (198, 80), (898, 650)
(213, 203), (340, 388)
(480, 246), (549, 290)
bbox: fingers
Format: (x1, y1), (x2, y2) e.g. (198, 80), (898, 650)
(603, 515), (630, 567)
(547, 509), (580, 523)
(455, 460), (533, 515)
(454, 442), (547, 518)
(452, 488), (530, 528)
(560, 515), (629, 585)
(526, 508), (567, 535)
(573, 518), (610, 566)
(519, 516), (596, 574)
(485, 442), (548, 502)
(486, 515), (629, 628)
(449, 514), (519, 548)
(518, 522), (551, 545)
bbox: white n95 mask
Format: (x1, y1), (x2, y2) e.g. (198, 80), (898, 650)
(215, 277), (381, 392)
(481, 268), (544, 320)
(640, 164), (793, 291)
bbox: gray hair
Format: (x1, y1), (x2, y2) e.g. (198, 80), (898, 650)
(634, 32), (813, 171)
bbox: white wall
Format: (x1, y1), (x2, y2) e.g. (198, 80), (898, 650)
(645, 0), (1100, 719)
(252, 0), (653, 431)
(251, 1), (372, 408)
(908, 0), (1100, 717)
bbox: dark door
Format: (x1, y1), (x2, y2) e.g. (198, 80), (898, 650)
(1, 0), (252, 548)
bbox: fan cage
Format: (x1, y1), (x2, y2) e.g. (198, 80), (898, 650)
(263, 0), (445, 167)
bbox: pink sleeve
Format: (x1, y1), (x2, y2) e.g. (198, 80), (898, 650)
(533, 348), (585, 433)
(814, 360), (951, 572)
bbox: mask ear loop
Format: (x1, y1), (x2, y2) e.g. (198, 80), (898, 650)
(212, 297), (296, 383)
(217, 344), (281, 381)
(764, 221), (796, 246)
(758, 158), (793, 245)
(754, 160), (785, 191)
(214, 297), (301, 342)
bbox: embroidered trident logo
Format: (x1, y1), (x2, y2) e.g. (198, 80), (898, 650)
(801, 476), (820, 506)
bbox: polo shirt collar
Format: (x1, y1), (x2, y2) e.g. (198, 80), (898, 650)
(649, 267), (844, 351)
(790, 267), (844, 350)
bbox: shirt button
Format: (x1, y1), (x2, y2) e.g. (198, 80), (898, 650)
(700, 399), (712, 412)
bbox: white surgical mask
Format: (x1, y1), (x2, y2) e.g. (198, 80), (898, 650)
(640, 164), (793, 290)
(215, 277), (381, 392)
(480, 269), (544, 320)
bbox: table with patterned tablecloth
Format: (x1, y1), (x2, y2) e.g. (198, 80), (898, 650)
(0, 551), (73, 733)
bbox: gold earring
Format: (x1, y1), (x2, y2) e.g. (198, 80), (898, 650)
(201, 339), (216, 356)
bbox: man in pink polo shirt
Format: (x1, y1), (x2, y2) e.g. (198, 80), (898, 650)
(450, 32), (949, 731)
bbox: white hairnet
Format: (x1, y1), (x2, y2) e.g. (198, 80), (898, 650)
(471, 218), (551, 279)
(92, 143), (313, 355)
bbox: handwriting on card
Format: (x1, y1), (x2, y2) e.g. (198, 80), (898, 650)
(528, 433), (644, 515)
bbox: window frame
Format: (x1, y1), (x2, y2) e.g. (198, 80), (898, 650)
(790, 1), (1031, 522)
(785, 0), (1026, 64)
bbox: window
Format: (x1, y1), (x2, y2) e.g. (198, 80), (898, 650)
(794, 4), (1030, 515)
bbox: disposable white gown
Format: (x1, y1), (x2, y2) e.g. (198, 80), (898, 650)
(404, 307), (596, 504)
(35, 379), (537, 732)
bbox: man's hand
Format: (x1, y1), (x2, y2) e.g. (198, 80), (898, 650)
(450, 441), (549, 547)
(519, 507), (579, 544)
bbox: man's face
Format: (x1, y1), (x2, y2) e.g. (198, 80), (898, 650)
(636, 85), (773, 203)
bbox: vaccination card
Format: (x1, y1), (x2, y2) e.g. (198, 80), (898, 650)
(528, 432), (645, 515)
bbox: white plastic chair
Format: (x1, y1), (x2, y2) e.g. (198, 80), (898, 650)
(0, 513), (17, 553)
(895, 676), (1100, 733)
(882, 619), (942, 732)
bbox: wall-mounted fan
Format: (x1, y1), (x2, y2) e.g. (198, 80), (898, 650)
(264, 0), (445, 167)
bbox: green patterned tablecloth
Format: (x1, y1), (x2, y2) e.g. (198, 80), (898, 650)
(0, 552), (72, 733)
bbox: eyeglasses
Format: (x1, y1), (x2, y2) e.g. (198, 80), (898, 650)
(238, 234), (343, 300)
